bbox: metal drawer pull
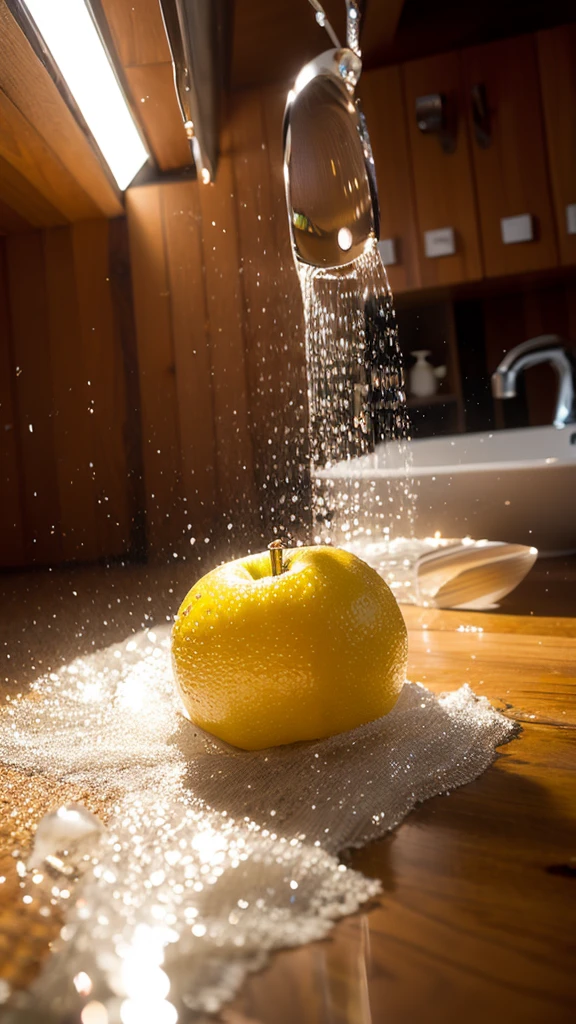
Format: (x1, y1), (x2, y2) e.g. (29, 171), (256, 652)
(424, 227), (456, 258)
(415, 93), (455, 154)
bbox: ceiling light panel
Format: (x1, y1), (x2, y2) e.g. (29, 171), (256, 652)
(23, 0), (148, 190)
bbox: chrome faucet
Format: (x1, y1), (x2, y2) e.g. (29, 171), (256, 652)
(283, 1), (379, 270)
(491, 334), (576, 428)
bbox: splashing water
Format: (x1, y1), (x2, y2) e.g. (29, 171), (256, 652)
(298, 237), (408, 464)
(0, 627), (516, 1022)
(297, 237), (416, 548)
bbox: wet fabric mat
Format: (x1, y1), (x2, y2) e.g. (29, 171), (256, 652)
(0, 625), (518, 1022)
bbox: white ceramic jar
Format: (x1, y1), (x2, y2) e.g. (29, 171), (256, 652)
(409, 350), (446, 397)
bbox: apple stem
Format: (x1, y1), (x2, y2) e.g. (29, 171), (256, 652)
(268, 540), (284, 576)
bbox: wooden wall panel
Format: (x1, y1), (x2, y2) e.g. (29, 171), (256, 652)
(402, 52), (483, 287)
(107, 217), (147, 557)
(71, 220), (131, 557)
(127, 175), (259, 557)
(196, 155), (258, 528)
(0, 238), (25, 566)
(463, 35), (558, 278)
(537, 25), (576, 268)
(6, 232), (63, 564)
(44, 227), (100, 562)
(160, 182), (217, 535)
(2, 221), (134, 568)
(359, 66), (422, 292)
(125, 186), (187, 557)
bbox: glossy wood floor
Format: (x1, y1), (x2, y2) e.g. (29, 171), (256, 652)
(1, 558), (575, 1022)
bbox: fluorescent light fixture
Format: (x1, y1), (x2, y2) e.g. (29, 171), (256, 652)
(23, 0), (148, 190)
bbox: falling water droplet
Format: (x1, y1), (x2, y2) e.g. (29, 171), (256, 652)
(27, 803), (105, 877)
(297, 237), (414, 547)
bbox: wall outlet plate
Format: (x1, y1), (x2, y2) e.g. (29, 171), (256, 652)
(501, 213), (534, 244)
(424, 227), (456, 258)
(377, 238), (397, 266)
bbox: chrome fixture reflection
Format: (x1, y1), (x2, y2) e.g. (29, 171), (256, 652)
(160, 0), (230, 182)
(415, 93), (456, 154)
(492, 334), (576, 428)
(283, 1), (379, 269)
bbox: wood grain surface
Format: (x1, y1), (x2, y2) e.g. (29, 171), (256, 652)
(402, 51), (484, 288)
(462, 34), (558, 279)
(124, 80), (314, 559)
(2, 222), (133, 566)
(0, 238), (25, 566)
(537, 24), (576, 269)
(359, 66), (422, 294)
(0, 561), (574, 1021)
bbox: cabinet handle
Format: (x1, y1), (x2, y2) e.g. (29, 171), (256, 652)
(501, 214), (534, 244)
(415, 93), (455, 154)
(424, 227), (456, 258)
(471, 83), (491, 148)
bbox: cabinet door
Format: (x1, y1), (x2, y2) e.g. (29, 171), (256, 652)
(463, 34), (558, 277)
(402, 52), (483, 287)
(537, 25), (576, 267)
(359, 65), (421, 293)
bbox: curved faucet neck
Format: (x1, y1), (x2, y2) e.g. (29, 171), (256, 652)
(492, 335), (576, 428)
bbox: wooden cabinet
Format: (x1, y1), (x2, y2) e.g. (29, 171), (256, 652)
(359, 66), (421, 292)
(537, 25), (576, 268)
(462, 35), (558, 278)
(402, 52), (483, 288)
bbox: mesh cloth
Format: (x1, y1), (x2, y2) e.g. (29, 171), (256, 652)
(0, 625), (517, 1022)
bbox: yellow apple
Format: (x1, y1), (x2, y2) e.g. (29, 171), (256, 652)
(171, 545), (407, 751)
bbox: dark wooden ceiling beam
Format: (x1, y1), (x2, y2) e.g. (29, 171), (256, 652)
(230, 0), (408, 90)
(363, 0), (407, 62)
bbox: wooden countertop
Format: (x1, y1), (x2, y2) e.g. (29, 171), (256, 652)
(1, 561), (575, 1022)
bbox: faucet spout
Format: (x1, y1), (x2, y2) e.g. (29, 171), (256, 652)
(491, 334), (576, 428)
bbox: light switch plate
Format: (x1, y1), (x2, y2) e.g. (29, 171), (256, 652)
(501, 213), (534, 245)
(378, 238), (397, 266)
(566, 204), (576, 236)
(424, 227), (455, 258)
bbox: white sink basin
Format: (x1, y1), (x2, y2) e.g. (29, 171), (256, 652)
(315, 425), (576, 555)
